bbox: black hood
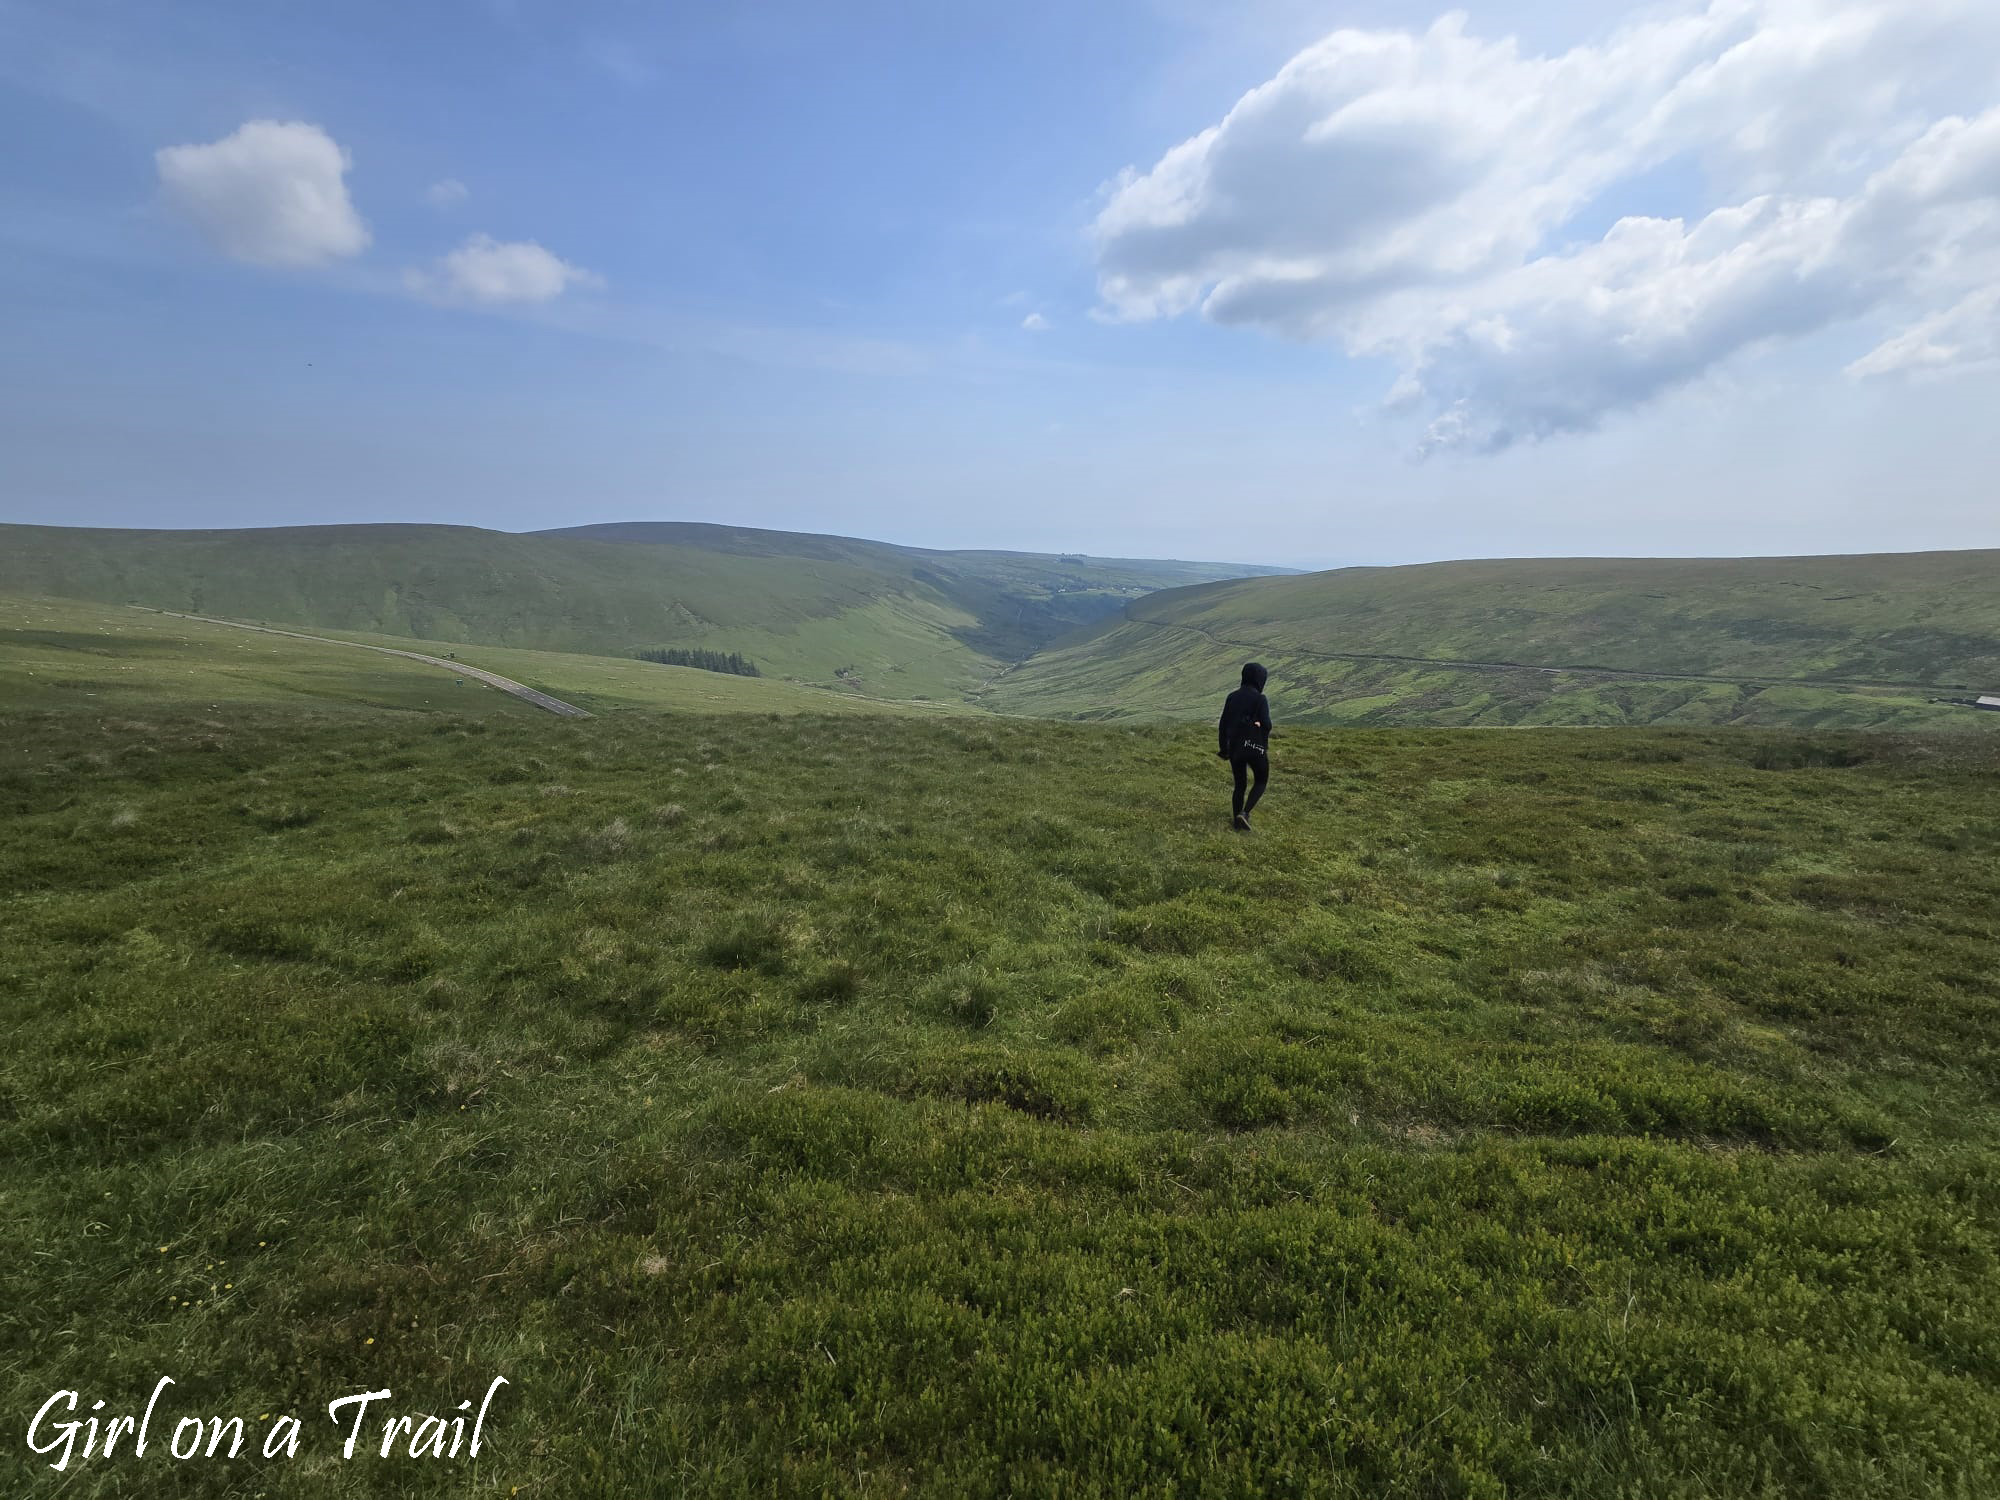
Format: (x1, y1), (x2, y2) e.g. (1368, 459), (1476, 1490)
(1241, 662), (1268, 689)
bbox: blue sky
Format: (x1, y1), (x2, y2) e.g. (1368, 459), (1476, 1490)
(3, 0), (1998, 567)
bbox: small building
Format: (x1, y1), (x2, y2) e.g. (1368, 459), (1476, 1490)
(1979, 696), (2000, 712)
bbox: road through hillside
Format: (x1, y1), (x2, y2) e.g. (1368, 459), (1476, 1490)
(1122, 610), (1975, 695)
(145, 610), (593, 717)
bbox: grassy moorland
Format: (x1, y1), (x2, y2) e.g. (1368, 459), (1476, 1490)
(0, 595), (954, 719)
(16, 523), (1999, 730)
(988, 551), (2000, 729)
(0, 521), (1278, 702)
(5, 704), (1999, 1496)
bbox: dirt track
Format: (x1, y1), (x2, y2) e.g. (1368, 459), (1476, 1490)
(147, 610), (593, 718)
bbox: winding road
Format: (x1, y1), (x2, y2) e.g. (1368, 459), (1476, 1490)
(147, 610), (593, 717)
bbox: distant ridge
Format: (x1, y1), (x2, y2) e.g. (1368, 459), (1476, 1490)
(8, 519), (1994, 726)
(983, 548), (2000, 731)
(537, 520), (1288, 577)
(0, 519), (1284, 705)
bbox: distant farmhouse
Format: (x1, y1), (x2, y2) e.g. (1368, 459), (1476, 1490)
(1981, 696), (2000, 712)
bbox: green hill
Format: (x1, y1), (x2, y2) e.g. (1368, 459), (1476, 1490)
(540, 521), (1289, 661)
(0, 594), (955, 719)
(0, 521), (1282, 705)
(7, 706), (2000, 1494)
(986, 551), (2000, 730)
(14, 525), (1997, 729)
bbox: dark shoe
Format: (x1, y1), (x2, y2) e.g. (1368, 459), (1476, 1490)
(1233, 814), (1250, 832)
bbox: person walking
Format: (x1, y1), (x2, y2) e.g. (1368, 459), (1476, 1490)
(1217, 662), (1273, 831)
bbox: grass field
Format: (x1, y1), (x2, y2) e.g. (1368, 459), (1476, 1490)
(264, 622), (971, 719)
(988, 551), (2000, 729)
(0, 521), (1278, 704)
(6, 703), (1999, 1496)
(0, 596), (953, 719)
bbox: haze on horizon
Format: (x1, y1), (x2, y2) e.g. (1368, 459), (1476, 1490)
(3, 0), (1998, 571)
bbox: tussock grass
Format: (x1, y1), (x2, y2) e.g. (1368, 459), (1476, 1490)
(3, 709), (1999, 1495)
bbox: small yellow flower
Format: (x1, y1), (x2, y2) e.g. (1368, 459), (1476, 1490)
(224, 1283), (233, 1289)
(364, 1337), (374, 1345)
(158, 1246), (168, 1254)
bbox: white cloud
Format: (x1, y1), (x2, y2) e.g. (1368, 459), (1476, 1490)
(426, 178), (469, 209)
(407, 233), (603, 305)
(1849, 287), (2000, 378)
(1093, 0), (2000, 449)
(156, 120), (370, 268)
(1022, 312), (1051, 332)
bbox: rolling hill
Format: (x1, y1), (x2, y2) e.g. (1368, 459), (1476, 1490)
(9, 523), (1999, 729)
(0, 521), (1284, 704)
(0, 593), (953, 718)
(984, 551), (2000, 730)
(538, 521), (1290, 661)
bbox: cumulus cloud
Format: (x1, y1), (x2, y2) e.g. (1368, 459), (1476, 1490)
(426, 178), (469, 209)
(1092, 0), (2000, 450)
(406, 233), (603, 305)
(1022, 312), (1051, 332)
(156, 120), (370, 268)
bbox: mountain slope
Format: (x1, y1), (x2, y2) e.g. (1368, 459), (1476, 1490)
(0, 521), (1281, 704)
(984, 551), (2000, 729)
(0, 593), (949, 717)
(536, 520), (1289, 661)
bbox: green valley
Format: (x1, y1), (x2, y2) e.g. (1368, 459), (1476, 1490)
(9, 524), (2000, 729)
(8, 529), (2000, 1496)
(0, 521), (1283, 705)
(12, 5), (1998, 1493)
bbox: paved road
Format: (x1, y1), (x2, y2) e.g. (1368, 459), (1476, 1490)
(147, 610), (593, 718)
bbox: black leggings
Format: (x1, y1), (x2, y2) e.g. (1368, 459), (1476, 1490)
(1231, 750), (1269, 819)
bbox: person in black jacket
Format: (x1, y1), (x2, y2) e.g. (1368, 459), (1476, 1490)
(1217, 662), (1273, 831)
